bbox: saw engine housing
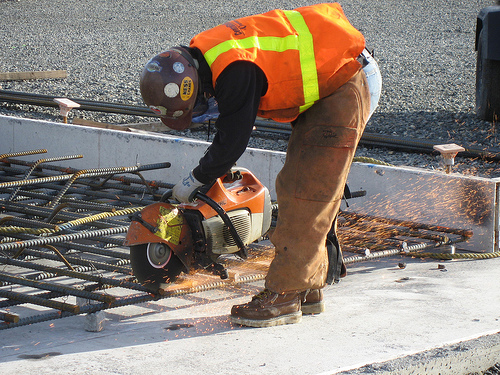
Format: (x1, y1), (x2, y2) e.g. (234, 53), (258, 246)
(124, 168), (272, 289)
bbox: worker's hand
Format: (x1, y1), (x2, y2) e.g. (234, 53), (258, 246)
(172, 170), (205, 203)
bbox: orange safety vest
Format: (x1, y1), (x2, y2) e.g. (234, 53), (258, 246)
(190, 3), (365, 122)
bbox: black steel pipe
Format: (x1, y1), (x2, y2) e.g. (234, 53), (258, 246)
(254, 121), (500, 161)
(0, 89), (156, 117)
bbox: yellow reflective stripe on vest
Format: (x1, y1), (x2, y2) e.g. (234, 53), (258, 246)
(283, 10), (319, 112)
(204, 35), (300, 66)
(203, 10), (320, 113)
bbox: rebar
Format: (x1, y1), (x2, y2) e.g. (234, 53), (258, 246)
(0, 273), (116, 304)
(340, 211), (473, 239)
(0, 292), (161, 330)
(0, 149), (47, 159)
(4, 158), (173, 189)
(0, 206), (143, 235)
(1, 201), (133, 228)
(0, 289), (80, 314)
(7, 154), (83, 202)
(0, 162), (171, 190)
(0, 154), (173, 328)
(0, 225), (129, 252)
(2, 230), (130, 260)
(0, 256), (150, 292)
(0, 180), (156, 207)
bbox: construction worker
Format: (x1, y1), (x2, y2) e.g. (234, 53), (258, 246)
(139, 2), (382, 327)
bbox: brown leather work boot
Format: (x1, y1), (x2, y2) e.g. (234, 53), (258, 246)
(300, 289), (325, 315)
(230, 289), (302, 328)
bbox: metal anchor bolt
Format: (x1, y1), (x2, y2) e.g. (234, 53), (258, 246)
(54, 98), (80, 123)
(433, 143), (465, 174)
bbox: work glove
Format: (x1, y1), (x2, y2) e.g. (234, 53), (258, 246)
(172, 170), (205, 203)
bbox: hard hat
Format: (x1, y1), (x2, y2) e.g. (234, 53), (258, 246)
(140, 47), (200, 130)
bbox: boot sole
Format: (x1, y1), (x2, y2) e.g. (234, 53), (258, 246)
(230, 311), (302, 328)
(301, 301), (325, 315)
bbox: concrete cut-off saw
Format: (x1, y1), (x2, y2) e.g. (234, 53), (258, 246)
(124, 168), (272, 291)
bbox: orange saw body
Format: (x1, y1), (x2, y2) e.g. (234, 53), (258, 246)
(124, 168), (272, 291)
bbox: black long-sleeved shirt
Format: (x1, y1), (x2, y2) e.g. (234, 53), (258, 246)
(187, 47), (267, 184)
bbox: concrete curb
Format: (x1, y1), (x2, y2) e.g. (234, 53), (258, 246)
(332, 331), (500, 374)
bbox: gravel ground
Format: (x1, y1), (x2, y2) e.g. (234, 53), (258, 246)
(1, 0), (499, 180)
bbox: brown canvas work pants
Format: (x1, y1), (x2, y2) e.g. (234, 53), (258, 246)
(266, 69), (371, 293)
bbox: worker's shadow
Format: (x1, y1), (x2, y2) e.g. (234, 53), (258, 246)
(0, 290), (254, 364)
(1, 313), (242, 364)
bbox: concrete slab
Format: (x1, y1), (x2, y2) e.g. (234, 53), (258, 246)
(0, 254), (498, 375)
(1, 115), (499, 373)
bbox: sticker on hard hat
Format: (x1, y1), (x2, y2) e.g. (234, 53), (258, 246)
(172, 110), (183, 117)
(180, 77), (194, 101)
(164, 83), (180, 98)
(146, 61), (162, 72)
(149, 105), (167, 115)
(154, 206), (183, 245)
(173, 62), (185, 74)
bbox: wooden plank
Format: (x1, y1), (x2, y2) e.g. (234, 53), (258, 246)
(0, 70), (67, 81)
(72, 117), (130, 132)
(126, 121), (170, 132)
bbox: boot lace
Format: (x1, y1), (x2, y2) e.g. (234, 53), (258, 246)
(252, 289), (273, 301)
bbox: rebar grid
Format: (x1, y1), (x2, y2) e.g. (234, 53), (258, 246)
(0, 150), (171, 329)
(0, 149), (473, 330)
